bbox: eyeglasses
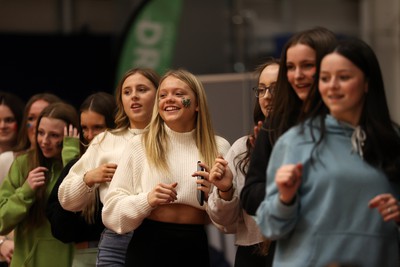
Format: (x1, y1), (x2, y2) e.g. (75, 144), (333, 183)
(252, 84), (276, 98)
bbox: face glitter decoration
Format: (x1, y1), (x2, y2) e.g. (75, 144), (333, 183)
(182, 98), (191, 108)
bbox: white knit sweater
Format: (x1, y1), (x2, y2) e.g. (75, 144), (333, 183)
(0, 151), (14, 183)
(102, 125), (231, 234)
(58, 128), (144, 212)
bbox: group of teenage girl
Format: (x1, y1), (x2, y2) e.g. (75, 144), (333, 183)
(0, 25), (399, 267)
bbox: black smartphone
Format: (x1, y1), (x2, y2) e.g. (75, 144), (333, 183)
(197, 161), (205, 206)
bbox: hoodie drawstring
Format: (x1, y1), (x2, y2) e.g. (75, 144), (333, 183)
(351, 126), (366, 158)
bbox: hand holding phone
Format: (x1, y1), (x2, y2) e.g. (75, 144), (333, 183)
(197, 161), (205, 206)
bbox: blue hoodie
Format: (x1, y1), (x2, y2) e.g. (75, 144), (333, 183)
(256, 115), (400, 267)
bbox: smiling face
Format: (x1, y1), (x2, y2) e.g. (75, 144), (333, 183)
(158, 75), (198, 132)
(0, 105), (18, 152)
(121, 73), (157, 129)
(286, 44), (317, 101)
(319, 52), (368, 126)
(27, 99), (50, 149)
(80, 111), (107, 143)
(258, 64), (279, 117)
(37, 117), (66, 159)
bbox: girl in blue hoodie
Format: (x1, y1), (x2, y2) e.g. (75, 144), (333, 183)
(256, 38), (400, 267)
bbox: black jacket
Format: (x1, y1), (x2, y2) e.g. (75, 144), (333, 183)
(46, 158), (105, 243)
(240, 120), (272, 215)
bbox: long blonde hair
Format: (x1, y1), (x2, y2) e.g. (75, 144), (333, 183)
(81, 68), (160, 224)
(143, 69), (219, 174)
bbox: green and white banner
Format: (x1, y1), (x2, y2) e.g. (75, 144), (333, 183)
(116, 0), (183, 78)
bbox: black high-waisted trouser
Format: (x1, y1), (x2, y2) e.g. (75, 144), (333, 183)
(125, 219), (210, 267)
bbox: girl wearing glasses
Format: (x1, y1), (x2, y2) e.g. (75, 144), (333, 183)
(207, 58), (279, 267)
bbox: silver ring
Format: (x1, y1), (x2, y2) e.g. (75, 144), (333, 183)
(388, 207), (393, 214)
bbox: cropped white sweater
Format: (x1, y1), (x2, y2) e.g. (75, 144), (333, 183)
(102, 125), (231, 234)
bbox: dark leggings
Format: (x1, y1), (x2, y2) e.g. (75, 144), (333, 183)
(125, 219), (210, 267)
(234, 241), (275, 267)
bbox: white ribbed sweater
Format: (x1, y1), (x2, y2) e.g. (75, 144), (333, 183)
(58, 128), (144, 211)
(102, 125), (231, 234)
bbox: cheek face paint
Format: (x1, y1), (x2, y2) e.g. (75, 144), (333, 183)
(182, 98), (191, 108)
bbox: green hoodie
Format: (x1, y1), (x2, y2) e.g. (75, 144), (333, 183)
(0, 137), (79, 267)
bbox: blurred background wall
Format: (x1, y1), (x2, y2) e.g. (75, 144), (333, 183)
(0, 0), (398, 143)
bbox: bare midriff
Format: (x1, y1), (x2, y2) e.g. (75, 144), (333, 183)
(147, 203), (210, 225)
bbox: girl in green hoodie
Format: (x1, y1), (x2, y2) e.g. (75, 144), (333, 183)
(0, 102), (80, 267)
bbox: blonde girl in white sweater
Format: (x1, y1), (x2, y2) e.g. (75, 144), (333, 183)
(102, 69), (231, 267)
(58, 68), (160, 266)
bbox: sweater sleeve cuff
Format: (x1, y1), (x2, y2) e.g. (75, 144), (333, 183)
(19, 181), (36, 200)
(272, 194), (298, 219)
(206, 188), (239, 227)
(61, 137), (80, 166)
(213, 187), (238, 207)
(112, 193), (154, 234)
(135, 193), (155, 215)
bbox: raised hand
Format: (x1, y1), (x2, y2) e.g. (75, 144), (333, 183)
(275, 163), (302, 205)
(64, 124), (79, 139)
(249, 120), (263, 148)
(209, 156), (233, 193)
(83, 163), (118, 187)
(0, 238), (13, 263)
(26, 166), (48, 190)
(147, 182), (178, 207)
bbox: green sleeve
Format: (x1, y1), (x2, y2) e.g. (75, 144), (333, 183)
(61, 137), (80, 166)
(0, 154), (36, 235)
